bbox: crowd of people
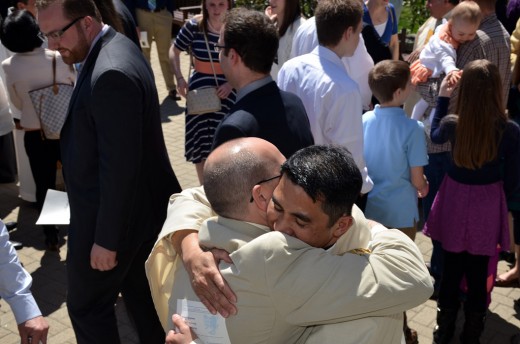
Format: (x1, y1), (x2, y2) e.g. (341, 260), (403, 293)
(0, 0), (519, 344)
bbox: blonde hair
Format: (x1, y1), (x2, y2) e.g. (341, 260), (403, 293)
(453, 60), (507, 169)
(450, 1), (482, 26)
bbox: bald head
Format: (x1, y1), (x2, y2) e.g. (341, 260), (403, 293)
(204, 138), (285, 220)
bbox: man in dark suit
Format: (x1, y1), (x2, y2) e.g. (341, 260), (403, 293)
(36, 1), (181, 343)
(212, 8), (314, 159)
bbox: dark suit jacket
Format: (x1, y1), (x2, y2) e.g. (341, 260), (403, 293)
(212, 81), (314, 158)
(62, 28), (181, 253)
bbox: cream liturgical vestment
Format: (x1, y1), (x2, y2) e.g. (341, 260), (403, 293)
(145, 187), (433, 343)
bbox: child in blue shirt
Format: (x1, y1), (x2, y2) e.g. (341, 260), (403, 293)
(363, 60), (429, 240)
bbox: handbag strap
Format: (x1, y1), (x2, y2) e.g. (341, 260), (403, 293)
(186, 26), (219, 85)
(202, 28), (219, 85)
(52, 52), (59, 95)
(188, 46), (193, 79)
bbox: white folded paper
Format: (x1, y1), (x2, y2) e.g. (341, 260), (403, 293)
(177, 299), (231, 344)
(36, 189), (70, 225)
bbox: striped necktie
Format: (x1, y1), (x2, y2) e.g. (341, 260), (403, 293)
(148, 0), (156, 10)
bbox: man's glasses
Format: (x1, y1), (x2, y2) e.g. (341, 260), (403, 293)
(39, 16), (85, 41)
(214, 44), (228, 53)
(249, 175), (282, 202)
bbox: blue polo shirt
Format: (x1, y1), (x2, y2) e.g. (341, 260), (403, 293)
(363, 105), (428, 228)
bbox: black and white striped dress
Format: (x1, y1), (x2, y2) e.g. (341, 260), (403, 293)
(174, 19), (236, 163)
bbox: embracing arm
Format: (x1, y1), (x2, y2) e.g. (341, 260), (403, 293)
(282, 227), (433, 324)
(229, 226), (433, 325)
(150, 187), (237, 317)
(173, 231), (237, 317)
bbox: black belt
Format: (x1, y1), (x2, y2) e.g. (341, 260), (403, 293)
(141, 7), (165, 12)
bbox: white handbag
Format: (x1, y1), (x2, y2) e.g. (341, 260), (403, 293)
(186, 30), (221, 115)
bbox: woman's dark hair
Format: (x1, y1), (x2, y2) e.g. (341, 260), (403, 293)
(278, 0), (301, 37)
(454, 59), (507, 169)
(93, 0), (124, 34)
(0, 9), (43, 53)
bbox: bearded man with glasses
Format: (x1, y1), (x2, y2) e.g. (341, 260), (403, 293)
(36, 0), (181, 343)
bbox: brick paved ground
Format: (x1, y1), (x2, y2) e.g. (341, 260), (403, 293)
(0, 43), (519, 343)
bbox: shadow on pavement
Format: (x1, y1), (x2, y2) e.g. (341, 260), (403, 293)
(160, 96), (185, 123)
(30, 250), (67, 317)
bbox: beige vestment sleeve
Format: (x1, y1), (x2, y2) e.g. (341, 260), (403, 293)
(145, 186), (215, 330)
(221, 226), (433, 342)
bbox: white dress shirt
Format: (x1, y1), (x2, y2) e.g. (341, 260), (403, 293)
(290, 16), (374, 111)
(278, 46), (373, 193)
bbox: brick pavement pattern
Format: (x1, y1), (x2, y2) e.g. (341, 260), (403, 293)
(1, 43), (519, 344)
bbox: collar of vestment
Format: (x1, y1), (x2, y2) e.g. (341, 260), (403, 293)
(198, 216), (271, 254)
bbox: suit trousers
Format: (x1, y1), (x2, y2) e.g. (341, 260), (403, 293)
(67, 238), (165, 344)
(136, 8), (175, 91)
(23, 130), (60, 209)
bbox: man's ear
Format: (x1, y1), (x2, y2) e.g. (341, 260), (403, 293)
(83, 16), (94, 33)
(228, 48), (240, 65)
(251, 184), (270, 211)
(333, 215), (353, 239)
(344, 26), (354, 41)
(393, 87), (402, 100)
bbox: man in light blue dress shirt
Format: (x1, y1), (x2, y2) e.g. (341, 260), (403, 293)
(0, 219), (48, 343)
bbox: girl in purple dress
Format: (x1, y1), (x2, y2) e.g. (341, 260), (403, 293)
(424, 60), (520, 343)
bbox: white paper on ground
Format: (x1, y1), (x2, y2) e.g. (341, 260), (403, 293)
(177, 299), (231, 344)
(36, 189), (70, 225)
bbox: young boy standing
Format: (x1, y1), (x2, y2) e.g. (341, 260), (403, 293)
(364, 59), (430, 344)
(363, 60), (429, 240)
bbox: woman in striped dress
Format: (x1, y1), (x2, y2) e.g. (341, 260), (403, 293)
(170, 0), (234, 183)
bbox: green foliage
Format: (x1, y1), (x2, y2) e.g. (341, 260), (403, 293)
(399, 0), (430, 33)
(234, 0), (316, 18)
(232, 0), (430, 33)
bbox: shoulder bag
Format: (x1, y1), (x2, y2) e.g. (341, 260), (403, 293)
(28, 52), (74, 140)
(186, 30), (222, 115)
